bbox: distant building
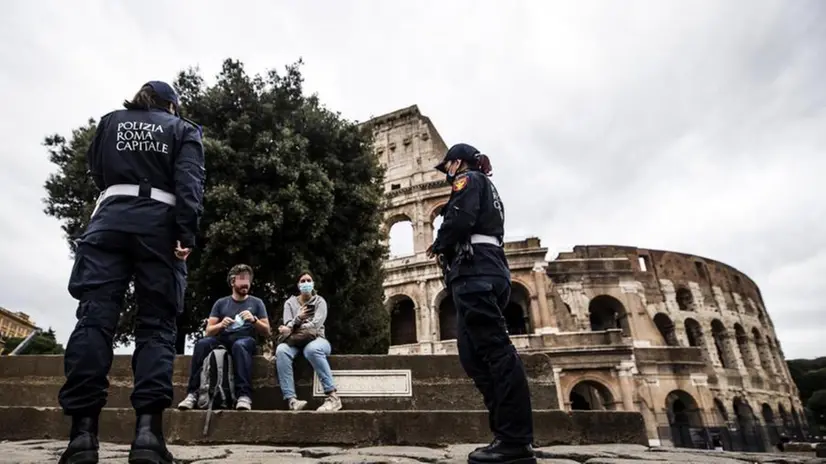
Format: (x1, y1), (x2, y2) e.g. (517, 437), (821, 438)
(0, 307), (37, 340)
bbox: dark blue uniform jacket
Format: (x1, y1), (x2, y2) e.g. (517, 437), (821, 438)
(86, 108), (205, 248)
(432, 170), (510, 284)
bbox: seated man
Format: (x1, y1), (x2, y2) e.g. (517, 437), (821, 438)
(177, 264), (270, 410)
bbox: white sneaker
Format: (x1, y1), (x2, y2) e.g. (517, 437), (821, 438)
(288, 398), (308, 411)
(177, 393), (197, 410)
(236, 396), (252, 410)
(316, 393), (342, 412)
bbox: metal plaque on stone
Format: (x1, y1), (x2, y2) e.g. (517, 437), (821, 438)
(313, 369), (413, 397)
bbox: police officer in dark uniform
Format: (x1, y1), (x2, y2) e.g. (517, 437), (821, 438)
(57, 81), (206, 464)
(427, 143), (536, 464)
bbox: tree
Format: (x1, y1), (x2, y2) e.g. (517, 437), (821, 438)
(806, 390), (826, 422)
(3, 327), (65, 355)
(43, 58), (390, 354)
(788, 358), (826, 404)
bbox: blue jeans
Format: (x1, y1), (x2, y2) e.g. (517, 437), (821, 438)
(275, 337), (336, 399)
(187, 335), (257, 398)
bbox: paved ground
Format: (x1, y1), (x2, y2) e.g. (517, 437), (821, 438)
(0, 440), (823, 463)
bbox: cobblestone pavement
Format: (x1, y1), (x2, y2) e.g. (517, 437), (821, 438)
(0, 440), (823, 464)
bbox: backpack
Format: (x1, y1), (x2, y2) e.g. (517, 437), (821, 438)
(196, 346), (236, 435)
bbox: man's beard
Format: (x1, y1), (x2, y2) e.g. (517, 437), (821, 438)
(234, 285), (249, 294)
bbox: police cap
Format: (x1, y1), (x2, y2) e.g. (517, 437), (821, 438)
(435, 143), (480, 173)
(144, 80), (180, 109)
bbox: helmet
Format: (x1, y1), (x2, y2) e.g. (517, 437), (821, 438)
(435, 143), (481, 173)
(227, 264), (254, 286)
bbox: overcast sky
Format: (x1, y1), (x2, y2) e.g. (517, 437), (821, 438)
(0, 0), (823, 359)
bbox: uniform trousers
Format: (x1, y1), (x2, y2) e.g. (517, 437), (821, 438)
(451, 275), (534, 445)
(58, 229), (186, 416)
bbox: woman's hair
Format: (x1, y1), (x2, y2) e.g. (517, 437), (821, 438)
(470, 154), (493, 176)
(123, 85), (171, 111)
(297, 271), (314, 282)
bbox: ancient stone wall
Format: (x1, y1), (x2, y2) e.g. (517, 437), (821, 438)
(366, 106), (806, 451)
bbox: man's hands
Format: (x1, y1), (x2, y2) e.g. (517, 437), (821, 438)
(239, 310), (255, 322)
(220, 317), (233, 329)
(278, 325), (292, 335)
(175, 241), (191, 261)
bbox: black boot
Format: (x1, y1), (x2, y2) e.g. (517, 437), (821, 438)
(58, 416), (100, 464)
(128, 413), (175, 464)
(467, 440), (537, 464)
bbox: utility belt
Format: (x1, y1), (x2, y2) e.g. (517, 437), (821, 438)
(470, 234), (503, 247)
(90, 183), (176, 218)
(439, 234), (503, 276)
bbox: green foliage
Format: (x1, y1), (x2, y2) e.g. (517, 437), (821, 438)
(787, 358), (826, 404)
(42, 58), (390, 354)
(806, 390), (826, 419)
(787, 358), (826, 429)
(2, 328), (65, 355)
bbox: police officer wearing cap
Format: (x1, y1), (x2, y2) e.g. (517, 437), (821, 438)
(427, 143), (536, 464)
(57, 81), (205, 464)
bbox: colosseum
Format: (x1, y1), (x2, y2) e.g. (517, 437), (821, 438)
(364, 105), (809, 452)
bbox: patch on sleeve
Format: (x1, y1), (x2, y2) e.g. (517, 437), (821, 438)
(452, 175), (469, 192)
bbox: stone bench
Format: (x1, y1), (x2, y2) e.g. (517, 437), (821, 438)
(0, 354), (559, 411)
(0, 354), (651, 446)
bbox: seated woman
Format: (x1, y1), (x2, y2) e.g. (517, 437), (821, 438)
(275, 271), (341, 411)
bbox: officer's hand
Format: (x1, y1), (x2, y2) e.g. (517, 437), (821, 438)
(425, 244), (435, 259)
(221, 317), (233, 328)
(278, 325), (292, 335)
(240, 310), (254, 322)
(175, 241), (191, 261)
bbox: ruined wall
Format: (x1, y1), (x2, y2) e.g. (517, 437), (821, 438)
(546, 244), (807, 448)
(366, 104), (807, 449)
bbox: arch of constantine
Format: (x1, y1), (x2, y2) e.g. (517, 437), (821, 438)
(363, 105), (809, 452)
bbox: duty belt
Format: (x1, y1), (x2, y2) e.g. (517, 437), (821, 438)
(90, 183), (176, 218)
(470, 234), (503, 246)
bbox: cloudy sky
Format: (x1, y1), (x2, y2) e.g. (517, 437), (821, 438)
(0, 0), (823, 358)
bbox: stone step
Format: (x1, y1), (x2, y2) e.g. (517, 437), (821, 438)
(0, 407), (649, 447)
(0, 354), (559, 410)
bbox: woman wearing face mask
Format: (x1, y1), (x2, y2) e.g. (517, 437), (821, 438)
(275, 271), (341, 412)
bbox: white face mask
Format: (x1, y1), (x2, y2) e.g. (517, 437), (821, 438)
(299, 281), (314, 294)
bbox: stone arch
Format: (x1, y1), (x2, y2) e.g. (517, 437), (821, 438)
(386, 294), (417, 345)
(568, 380), (617, 411)
(710, 319), (736, 369)
(683, 318), (710, 363)
(385, 212), (415, 258)
(733, 397), (764, 452)
(778, 403), (792, 436)
(733, 323), (756, 367)
(791, 408), (805, 440)
(428, 203), (446, 238)
(751, 327), (775, 373)
(653, 313), (679, 346)
(666, 390), (704, 449)
(587, 295), (630, 336)
(437, 289), (457, 341)
(505, 280), (532, 335)
(761, 403), (780, 446)
(713, 398), (729, 426)
(766, 338), (784, 376)
(676, 287), (695, 311)
(709, 398), (732, 450)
